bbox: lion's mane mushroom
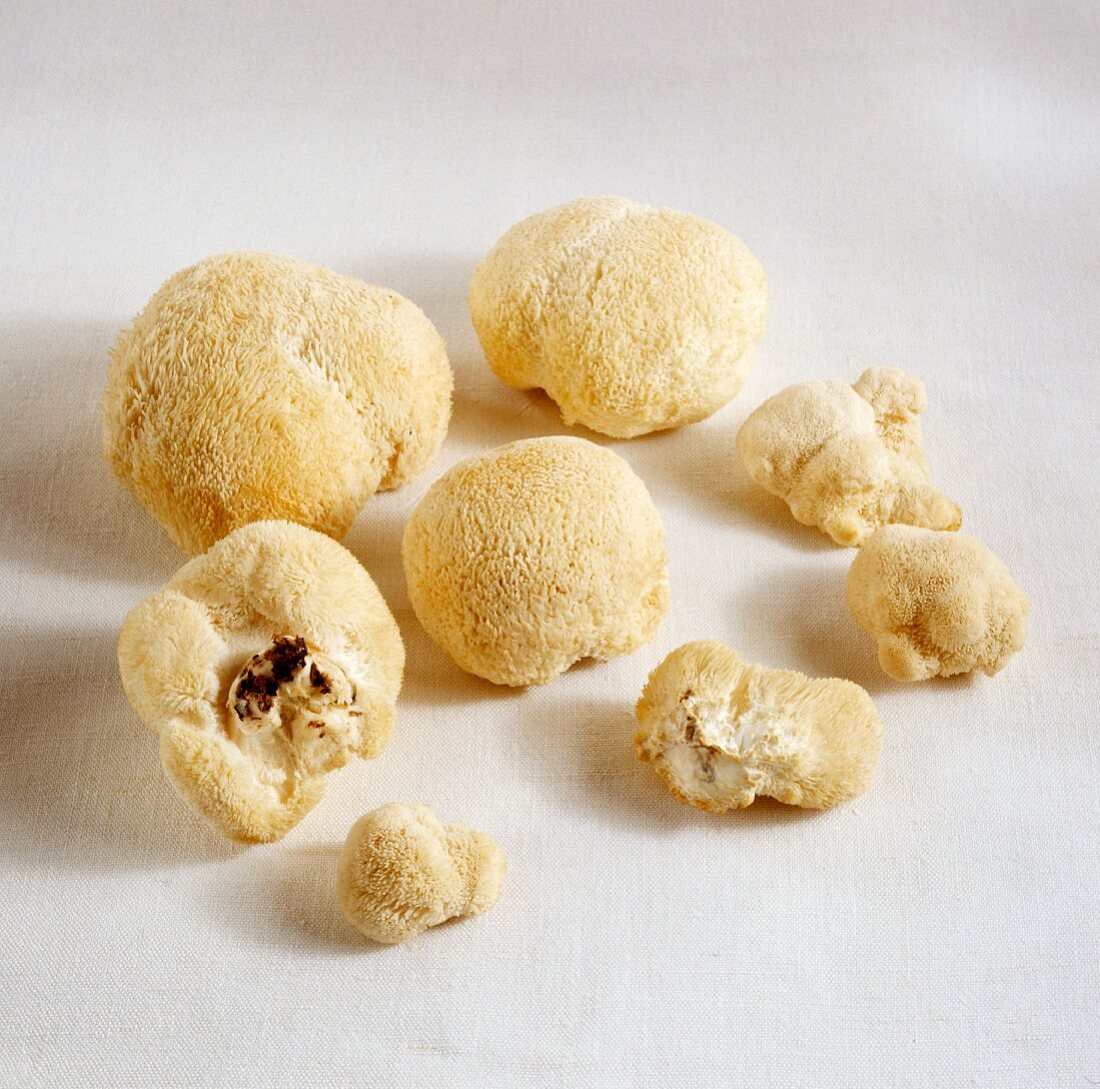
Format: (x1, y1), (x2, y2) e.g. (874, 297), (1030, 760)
(635, 641), (883, 812)
(468, 196), (767, 438)
(736, 367), (961, 546)
(401, 436), (669, 687)
(117, 520), (404, 843)
(103, 251), (453, 554)
(846, 525), (1028, 681)
(337, 803), (506, 944)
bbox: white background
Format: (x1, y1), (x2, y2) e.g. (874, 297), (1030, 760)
(1, 2), (1097, 1086)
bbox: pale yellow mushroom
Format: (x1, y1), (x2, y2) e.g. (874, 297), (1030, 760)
(117, 521), (404, 843)
(846, 525), (1028, 681)
(401, 436), (669, 686)
(103, 251), (452, 554)
(635, 641), (883, 812)
(337, 804), (506, 944)
(469, 196), (767, 438)
(736, 367), (961, 546)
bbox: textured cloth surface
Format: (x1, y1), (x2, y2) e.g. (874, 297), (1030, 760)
(1, 2), (1097, 1086)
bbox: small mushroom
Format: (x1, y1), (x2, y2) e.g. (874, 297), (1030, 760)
(635, 641), (883, 812)
(337, 804), (506, 944)
(736, 367), (961, 546)
(846, 525), (1028, 680)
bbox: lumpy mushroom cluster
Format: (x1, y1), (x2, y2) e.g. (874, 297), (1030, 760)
(105, 198), (1027, 943)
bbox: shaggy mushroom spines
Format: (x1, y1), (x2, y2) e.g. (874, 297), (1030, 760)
(846, 525), (1028, 681)
(402, 436), (669, 687)
(102, 252), (453, 554)
(736, 366), (961, 546)
(635, 641), (883, 812)
(337, 804), (506, 944)
(117, 521), (404, 843)
(469, 196), (767, 438)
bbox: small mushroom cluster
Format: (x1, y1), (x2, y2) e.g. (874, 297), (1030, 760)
(105, 197), (1027, 943)
(735, 366), (1027, 684)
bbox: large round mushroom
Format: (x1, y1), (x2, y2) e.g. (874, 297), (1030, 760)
(103, 251), (453, 553)
(468, 196), (767, 438)
(402, 436), (669, 686)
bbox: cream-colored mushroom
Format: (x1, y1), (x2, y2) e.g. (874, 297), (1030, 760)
(846, 525), (1028, 681)
(337, 804), (506, 944)
(635, 641), (883, 811)
(469, 196), (767, 438)
(103, 251), (452, 553)
(401, 436), (669, 686)
(117, 520), (404, 842)
(736, 367), (961, 546)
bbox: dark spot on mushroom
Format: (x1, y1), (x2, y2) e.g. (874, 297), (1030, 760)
(684, 719), (696, 742)
(233, 670), (279, 718)
(265, 635), (308, 683)
(699, 751), (716, 783)
(309, 663), (331, 694)
(308, 719), (325, 730)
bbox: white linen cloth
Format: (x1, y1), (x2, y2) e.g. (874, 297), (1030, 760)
(1, 1), (1096, 1085)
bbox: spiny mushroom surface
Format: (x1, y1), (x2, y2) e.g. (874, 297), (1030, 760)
(337, 803), (506, 944)
(736, 367), (961, 546)
(468, 196), (767, 438)
(117, 520), (404, 843)
(401, 436), (669, 686)
(635, 641), (883, 812)
(846, 525), (1028, 681)
(103, 251), (453, 554)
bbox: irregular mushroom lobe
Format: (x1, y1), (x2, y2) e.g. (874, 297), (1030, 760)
(650, 677), (805, 812)
(653, 693), (755, 810)
(339, 807), (505, 943)
(226, 634), (363, 781)
(741, 370), (958, 545)
(900, 570), (1019, 678)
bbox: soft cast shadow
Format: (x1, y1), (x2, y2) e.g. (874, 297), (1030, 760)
(721, 444), (833, 552)
(564, 695), (703, 833)
(729, 561), (893, 695)
(599, 410), (831, 553)
(0, 626), (247, 871)
(343, 490), (412, 616)
(209, 839), (502, 954)
(923, 671), (980, 694)
(618, 417), (738, 520)
(528, 696), (828, 833)
(0, 318), (181, 585)
(205, 842), (375, 955)
(396, 622), (526, 709)
(445, 388), (593, 452)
